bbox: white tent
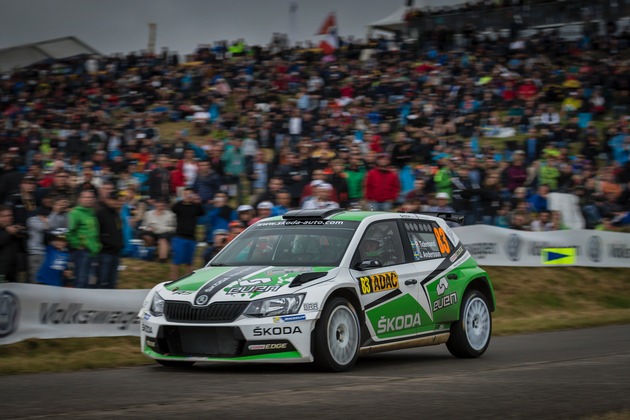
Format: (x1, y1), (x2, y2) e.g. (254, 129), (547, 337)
(368, 1), (465, 34)
(0, 37), (100, 72)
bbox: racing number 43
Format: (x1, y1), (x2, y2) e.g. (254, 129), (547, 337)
(433, 227), (451, 254)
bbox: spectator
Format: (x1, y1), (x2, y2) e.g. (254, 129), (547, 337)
(479, 173), (505, 225)
(302, 183), (340, 210)
(364, 154), (400, 211)
(48, 196), (70, 231)
(247, 150), (270, 203)
(271, 190), (293, 216)
(206, 192), (236, 237)
(203, 228), (230, 264)
(96, 191), (125, 288)
(170, 188), (205, 280)
(250, 201), (273, 225)
(5, 175), (38, 280)
(140, 199), (176, 263)
(428, 192), (456, 213)
(528, 184), (551, 213)
(530, 210), (553, 231)
(0, 205), (22, 282)
(405, 178), (431, 209)
(26, 208), (50, 282)
(67, 189), (101, 288)
(148, 155), (172, 203)
(36, 228), (72, 287)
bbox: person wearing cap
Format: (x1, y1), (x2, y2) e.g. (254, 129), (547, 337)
(302, 183), (340, 210)
(202, 228), (230, 264)
(36, 228), (71, 287)
(364, 153), (400, 211)
(249, 201), (273, 226)
(226, 220), (246, 243)
(170, 188), (205, 280)
(236, 204), (255, 226)
(429, 192), (456, 214)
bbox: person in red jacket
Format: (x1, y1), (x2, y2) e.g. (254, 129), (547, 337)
(364, 153), (401, 211)
(170, 159), (186, 198)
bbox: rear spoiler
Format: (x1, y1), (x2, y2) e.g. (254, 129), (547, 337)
(413, 212), (465, 226)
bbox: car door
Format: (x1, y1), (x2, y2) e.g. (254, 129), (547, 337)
(349, 220), (422, 342)
(402, 218), (458, 333)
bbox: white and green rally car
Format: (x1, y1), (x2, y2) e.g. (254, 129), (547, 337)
(139, 209), (495, 371)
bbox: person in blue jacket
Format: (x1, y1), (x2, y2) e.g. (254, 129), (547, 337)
(36, 228), (72, 287)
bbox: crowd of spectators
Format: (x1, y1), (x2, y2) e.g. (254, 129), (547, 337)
(1, 18), (630, 286)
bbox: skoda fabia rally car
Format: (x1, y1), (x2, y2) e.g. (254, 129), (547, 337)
(139, 209), (495, 371)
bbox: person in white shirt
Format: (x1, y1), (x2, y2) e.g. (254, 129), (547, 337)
(140, 199), (176, 263)
(540, 106), (561, 126)
(302, 183), (340, 210)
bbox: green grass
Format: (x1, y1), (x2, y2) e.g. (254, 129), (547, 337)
(1, 263), (629, 375)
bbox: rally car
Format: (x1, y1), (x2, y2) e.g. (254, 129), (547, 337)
(139, 209), (495, 371)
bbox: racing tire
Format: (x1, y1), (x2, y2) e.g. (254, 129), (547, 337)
(155, 359), (196, 368)
(314, 297), (361, 372)
(446, 290), (492, 358)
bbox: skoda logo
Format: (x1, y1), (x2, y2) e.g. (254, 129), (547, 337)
(0, 291), (19, 338)
(195, 295), (209, 306)
(588, 236), (602, 262)
(505, 234), (523, 261)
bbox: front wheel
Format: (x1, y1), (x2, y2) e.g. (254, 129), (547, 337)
(446, 290), (492, 358)
(156, 359), (196, 368)
(314, 297), (360, 372)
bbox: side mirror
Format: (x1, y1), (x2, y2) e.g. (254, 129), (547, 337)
(356, 259), (383, 271)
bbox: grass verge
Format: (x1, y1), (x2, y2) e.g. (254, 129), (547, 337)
(0, 266), (628, 375)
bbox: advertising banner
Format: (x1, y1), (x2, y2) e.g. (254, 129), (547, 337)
(0, 283), (149, 346)
(456, 226), (630, 268)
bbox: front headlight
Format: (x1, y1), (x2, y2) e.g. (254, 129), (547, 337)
(150, 292), (165, 317)
(244, 294), (305, 318)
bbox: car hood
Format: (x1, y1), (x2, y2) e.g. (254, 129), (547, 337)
(163, 265), (335, 303)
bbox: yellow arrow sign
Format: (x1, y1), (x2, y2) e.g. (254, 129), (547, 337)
(542, 248), (577, 265)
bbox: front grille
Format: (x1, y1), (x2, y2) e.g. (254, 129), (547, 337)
(164, 301), (248, 323)
(158, 326), (243, 357)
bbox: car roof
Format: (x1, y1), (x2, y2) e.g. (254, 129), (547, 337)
(263, 209), (461, 225)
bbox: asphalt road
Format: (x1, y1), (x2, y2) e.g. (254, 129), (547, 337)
(1, 324), (629, 419)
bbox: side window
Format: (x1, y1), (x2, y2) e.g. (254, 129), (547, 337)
(358, 221), (406, 267)
(404, 221), (452, 261)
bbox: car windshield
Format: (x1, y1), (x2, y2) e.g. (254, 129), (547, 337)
(209, 220), (359, 267)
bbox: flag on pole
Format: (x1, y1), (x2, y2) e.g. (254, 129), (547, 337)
(316, 12), (338, 55)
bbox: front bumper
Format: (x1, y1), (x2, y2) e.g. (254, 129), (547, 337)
(140, 312), (316, 363)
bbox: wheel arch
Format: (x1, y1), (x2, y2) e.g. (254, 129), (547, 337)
(311, 287), (365, 352)
(463, 276), (495, 312)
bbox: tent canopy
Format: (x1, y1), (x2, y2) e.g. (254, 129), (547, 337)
(0, 36), (100, 72)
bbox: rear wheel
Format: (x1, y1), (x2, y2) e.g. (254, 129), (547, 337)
(156, 359), (196, 368)
(446, 290), (492, 358)
(314, 297), (360, 372)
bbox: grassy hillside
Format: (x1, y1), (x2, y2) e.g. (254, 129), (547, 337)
(0, 263), (628, 375)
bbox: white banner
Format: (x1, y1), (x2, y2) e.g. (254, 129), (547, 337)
(456, 226), (630, 267)
(0, 283), (149, 346)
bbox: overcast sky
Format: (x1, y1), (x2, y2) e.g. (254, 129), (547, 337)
(0, 0), (412, 55)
